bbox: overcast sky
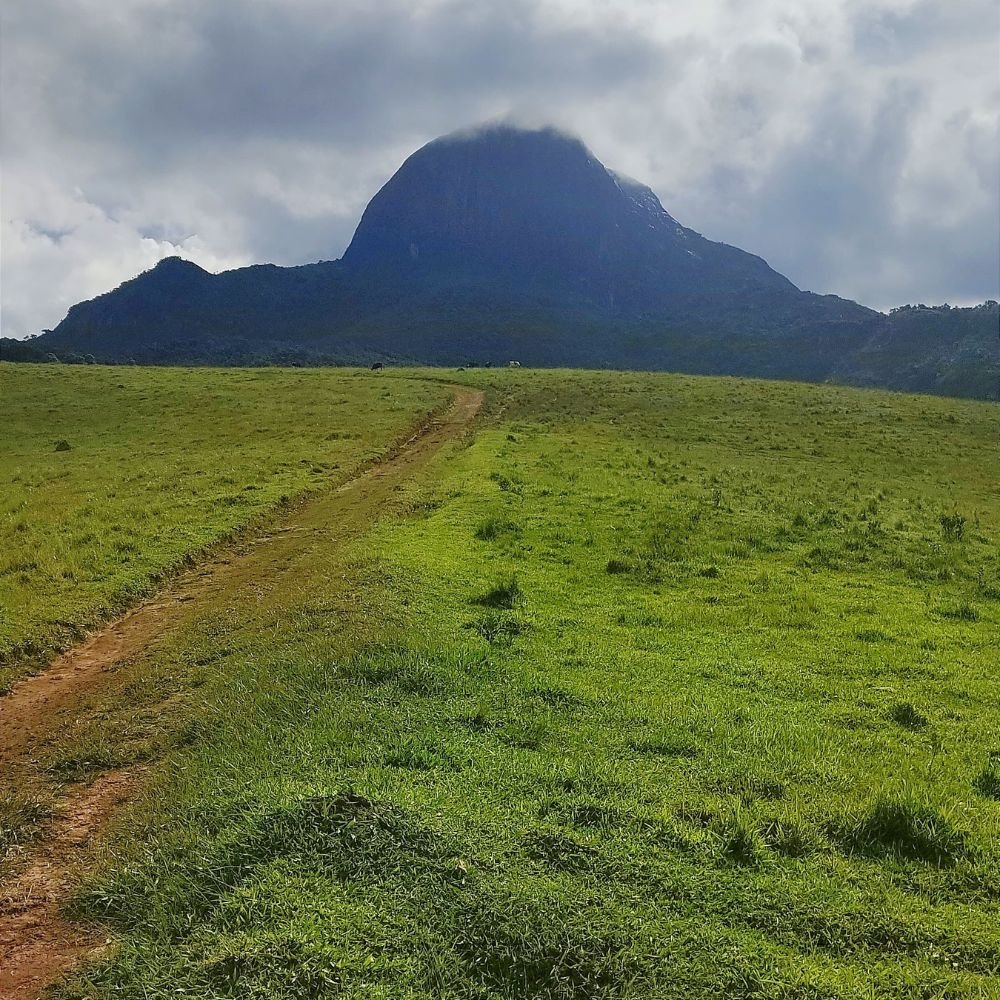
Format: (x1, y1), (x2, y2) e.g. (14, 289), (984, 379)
(2, 0), (998, 338)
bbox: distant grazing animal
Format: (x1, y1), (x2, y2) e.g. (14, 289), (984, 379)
(370, 362), (384, 371)
(508, 360), (521, 367)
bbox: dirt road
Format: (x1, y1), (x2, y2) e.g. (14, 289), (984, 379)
(0, 385), (484, 999)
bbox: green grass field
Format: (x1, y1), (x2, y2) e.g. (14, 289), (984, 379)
(0, 363), (451, 689)
(4, 365), (1000, 997)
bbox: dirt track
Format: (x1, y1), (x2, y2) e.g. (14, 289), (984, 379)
(0, 385), (483, 999)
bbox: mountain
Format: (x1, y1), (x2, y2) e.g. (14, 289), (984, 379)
(14, 124), (1000, 397)
(342, 126), (795, 299)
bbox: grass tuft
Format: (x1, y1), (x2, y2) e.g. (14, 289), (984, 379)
(203, 937), (342, 997)
(528, 683), (589, 708)
(337, 647), (468, 696)
(714, 811), (769, 866)
(889, 702), (929, 730)
(452, 900), (635, 998)
(474, 516), (521, 541)
(383, 739), (459, 772)
(758, 816), (823, 858)
(829, 792), (969, 865)
(939, 512), (966, 541)
(0, 791), (51, 859)
(972, 766), (1000, 800)
(466, 611), (525, 645)
(937, 602), (980, 622)
(628, 736), (699, 759)
(855, 628), (893, 643)
(523, 830), (598, 871)
(713, 773), (785, 804)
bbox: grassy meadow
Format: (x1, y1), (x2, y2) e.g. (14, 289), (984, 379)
(4, 365), (1000, 997)
(0, 363), (451, 689)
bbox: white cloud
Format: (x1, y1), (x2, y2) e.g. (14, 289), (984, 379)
(1, 0), (997, 337)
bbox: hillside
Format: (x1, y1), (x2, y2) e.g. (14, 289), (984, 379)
(2, 366), (999, 997)
(12, 124), (1000, 396)
(831, 302), (1000, 398)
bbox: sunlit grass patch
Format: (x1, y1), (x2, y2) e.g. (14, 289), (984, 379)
(0, 364), (451, 686)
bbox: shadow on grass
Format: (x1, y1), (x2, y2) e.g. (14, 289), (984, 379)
(827, 793), (969, 866)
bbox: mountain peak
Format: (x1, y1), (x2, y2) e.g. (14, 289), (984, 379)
(342, 121), (631, 274)
(151, 256), (209, 276)
(430, 121), (595, 160)
(342, 119), (793, 307)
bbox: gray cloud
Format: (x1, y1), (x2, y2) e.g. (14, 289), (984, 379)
(2, 0), (997, 337)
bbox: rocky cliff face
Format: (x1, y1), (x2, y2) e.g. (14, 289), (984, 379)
(342, 125), (795, 309)
(345, 127), (621, 270)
